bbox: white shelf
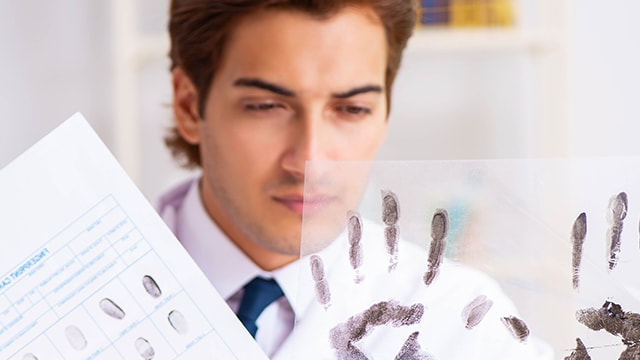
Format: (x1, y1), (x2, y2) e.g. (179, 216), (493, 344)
(407, 27), (562, 54)
(126, 28), (562, 68)
(132, 34), (170, 66)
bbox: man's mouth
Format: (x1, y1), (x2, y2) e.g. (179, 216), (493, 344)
(273, 194), (333, 216)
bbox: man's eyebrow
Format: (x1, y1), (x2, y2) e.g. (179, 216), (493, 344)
(233, 78), (296, 97)
(332, 85), (383, 99)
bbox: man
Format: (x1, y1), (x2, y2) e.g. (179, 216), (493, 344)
(158, 0), (552, 358)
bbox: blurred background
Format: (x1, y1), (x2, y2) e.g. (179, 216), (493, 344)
(1, 0), (639, 204)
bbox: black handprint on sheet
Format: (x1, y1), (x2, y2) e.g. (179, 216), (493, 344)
(575, 301), (640, 360)
(329, 301), (426, 359)
(607, 192), (628, 270)
(567, 191), (640, 359)
(423, 209), (448, 287)
(309, 189), (532, 359)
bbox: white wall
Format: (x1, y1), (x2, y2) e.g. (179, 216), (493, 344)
(567, 0), (640, 156)
(0, 1), (113, 168)
(384, 49), (537, 160)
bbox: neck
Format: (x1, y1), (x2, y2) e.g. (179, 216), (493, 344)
(237, 243), (299, 271)
(198, 179), (299, 271)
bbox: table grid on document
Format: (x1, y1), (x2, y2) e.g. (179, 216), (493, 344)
(0, 195), (220, 359)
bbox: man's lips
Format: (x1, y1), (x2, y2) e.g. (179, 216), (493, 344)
(272, 194), (333, 215)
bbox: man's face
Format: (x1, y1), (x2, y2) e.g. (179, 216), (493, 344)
(173, 6), (389, 270)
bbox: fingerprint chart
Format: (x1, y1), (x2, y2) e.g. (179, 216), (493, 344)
(0, 195), (236, 359)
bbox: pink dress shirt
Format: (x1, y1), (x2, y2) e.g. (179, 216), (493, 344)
(156, 177), (297, 358)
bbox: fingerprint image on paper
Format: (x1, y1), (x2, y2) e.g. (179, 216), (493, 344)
(142, 275), (162, 298)
(135, 337), (155, 360)
(65, 325), (88, 350)
(99, 298), (126, 320)
(168, 309), (189, 335)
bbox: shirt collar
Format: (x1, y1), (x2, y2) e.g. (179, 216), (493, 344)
(175, 177), (347, 318)
(176, 178), (260, 299)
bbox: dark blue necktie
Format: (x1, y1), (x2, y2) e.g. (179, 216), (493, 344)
(236, 277), (284, 338)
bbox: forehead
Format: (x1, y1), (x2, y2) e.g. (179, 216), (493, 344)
(215, 6), (388, 92)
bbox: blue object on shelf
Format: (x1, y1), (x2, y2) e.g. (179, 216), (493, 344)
(421, 0), (449, 25)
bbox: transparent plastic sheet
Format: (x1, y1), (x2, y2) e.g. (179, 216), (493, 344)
(292, 158), (640, 360)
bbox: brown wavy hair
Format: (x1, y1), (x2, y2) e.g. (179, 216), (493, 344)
(166, 0), (417, 168)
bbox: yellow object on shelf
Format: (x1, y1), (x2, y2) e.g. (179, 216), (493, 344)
(419, 0), (515, 28)
(450, 0), (515, 27)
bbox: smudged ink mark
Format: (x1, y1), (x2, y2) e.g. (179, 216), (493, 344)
(99, 297), (126, 320)
(142, 275), (162, 298)
(381, 190), (399, 225)
(135, 337), (155, 360)
(564, 338), (591, 360)
(394, 331), (434, 360)
(310, 255), (331, 309)
(620, 345), (640, 360)
(22, 353), (38, 360)
(168, 309), (188, 335)
(501, 316), (530, 342)
(348, 211), (364, 283)
(382, 190), (400, 272)
(65, 325), (88, 350)
(424, 209), (448, 286)
(385, 225), (399, 272)
(576, 300), (640, 359)
(572, 213), (587, 290)
(329, 300), (424, 359)
(461, 295), (493, 330)
(607, 192), (627, 270)
(336, 342), (368, 360)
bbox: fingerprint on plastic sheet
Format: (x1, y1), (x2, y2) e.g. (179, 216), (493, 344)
(571, 213), (587, 290)
(461, 295), (493, 330)
(310, 254), (331, 309)
(381, 190), (400, 272)
(564, 338), (591, 360)
(423, 209), (448, 286)
(606, 192), (627, 270)
(347, 211), (364, 283)
(500, 316), (530, 342)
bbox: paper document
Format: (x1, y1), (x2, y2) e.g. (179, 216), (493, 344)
(0, 113), (268, 359)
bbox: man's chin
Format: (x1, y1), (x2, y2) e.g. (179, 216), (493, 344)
(256, 233), (301, 257)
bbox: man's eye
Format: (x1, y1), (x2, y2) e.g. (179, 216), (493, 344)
(338, 105), (371, 116)
(244, 103), (282, 111)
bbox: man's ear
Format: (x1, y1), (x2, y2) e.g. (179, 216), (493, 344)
(172, 67), (202, 144)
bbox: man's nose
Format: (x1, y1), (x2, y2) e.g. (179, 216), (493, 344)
(280, 112), (328, 179)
